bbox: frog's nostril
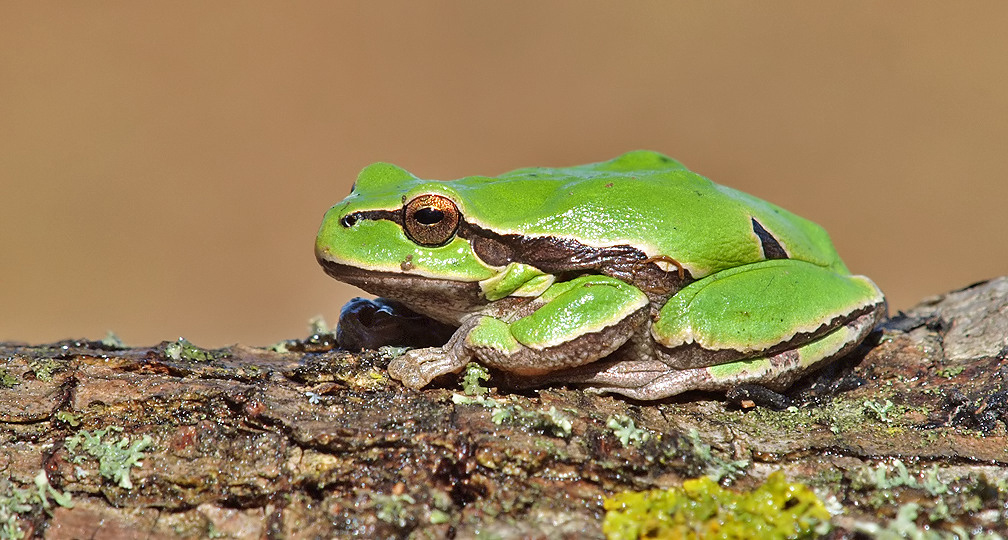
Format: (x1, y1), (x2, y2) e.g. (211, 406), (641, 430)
(340, 214), (358, 228)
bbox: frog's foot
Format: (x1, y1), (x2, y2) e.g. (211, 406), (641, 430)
(387, 346), (470, 389)
(560, 359), (716, 401)
(387, 317), (479, 389)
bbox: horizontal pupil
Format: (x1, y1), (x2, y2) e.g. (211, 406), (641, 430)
(414, 207), (444, 225)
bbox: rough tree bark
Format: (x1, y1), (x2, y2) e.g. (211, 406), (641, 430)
(2, 278), (1007, 539)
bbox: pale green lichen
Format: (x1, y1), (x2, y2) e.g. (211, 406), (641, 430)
(450, 394), (572, 438)
(377, 345), (410, 359)
(0, 368), (17, 389)
(451, 393), (505, 410)
(33, 471), (73, 510)
(27, 358), (60, 382)
(607, 414), (650, 447)
(543, 406), (573, 437)
(452, 393), (514, 428)
(64, 426), (152, 489)
(686, 429), (748, 483)
(603, 471), (831, 540)
(427, 488), (453, 526)
(54, 411), (80, 427)
(849, 503), (1004, 540)
(863, 399), (895, 424)
(373, 493), (415, 528)
(862, 459), (949, 496)
(845, 459), (1008, 534)
(0, 471), (74, 540)
(101, 331), (126, 349)
(308, 315), (330, 335)
(0, 481), (32, 540)
(429, 509), (450, 525)
(461, 362), (490, 396)
(164, 338), (226, 362)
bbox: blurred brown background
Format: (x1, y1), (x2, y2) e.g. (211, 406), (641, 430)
(2, 3), (1006, 347)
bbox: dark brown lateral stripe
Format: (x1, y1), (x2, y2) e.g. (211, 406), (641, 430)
(342, 207), (692, 299)
(460, 223), (691, 299)
(751, 217), (788, 260)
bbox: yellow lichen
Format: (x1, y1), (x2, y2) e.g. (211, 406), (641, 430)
(602, 472), (830, 540)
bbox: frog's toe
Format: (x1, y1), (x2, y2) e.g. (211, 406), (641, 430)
(545, 358), (698, 400)
(387, 347), (467, 389)
(387, 349), (434, 389)
(588, 370), (711, 400)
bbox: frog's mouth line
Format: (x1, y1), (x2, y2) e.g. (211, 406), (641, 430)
(316, 259), (477, 293)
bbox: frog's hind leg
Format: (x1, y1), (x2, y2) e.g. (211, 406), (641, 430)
(562, 306), (882, 400)
(652, 259), (886, 371)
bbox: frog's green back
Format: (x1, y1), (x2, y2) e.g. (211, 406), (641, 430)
(447, 151), (848, 278)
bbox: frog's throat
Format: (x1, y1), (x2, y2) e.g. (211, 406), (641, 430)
(340, 209), (692, 300)
(317, 259), (485, 325)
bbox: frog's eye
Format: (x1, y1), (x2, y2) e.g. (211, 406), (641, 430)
(402, 194), (460, 246)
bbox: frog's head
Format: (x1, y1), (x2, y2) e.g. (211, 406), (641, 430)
(315, 163), (498, 321)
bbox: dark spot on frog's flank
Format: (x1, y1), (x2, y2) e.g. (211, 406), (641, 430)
(400, 255), (414, 272)
(751, 217), (788, 260)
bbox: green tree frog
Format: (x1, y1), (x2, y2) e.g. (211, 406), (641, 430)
(315, 151), (885, 400)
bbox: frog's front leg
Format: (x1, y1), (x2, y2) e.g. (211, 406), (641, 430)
(387, 275), (650, 390)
